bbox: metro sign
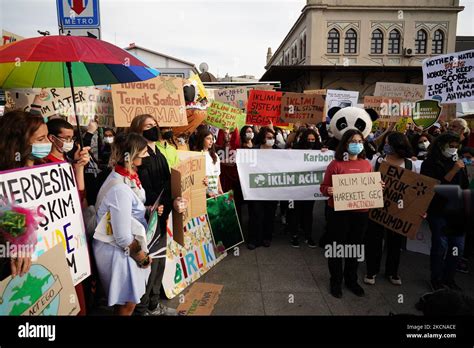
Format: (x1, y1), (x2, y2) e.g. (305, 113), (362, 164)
(57, 0), (100, 28)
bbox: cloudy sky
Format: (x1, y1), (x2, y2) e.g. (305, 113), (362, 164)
(1, 0), (473, 79)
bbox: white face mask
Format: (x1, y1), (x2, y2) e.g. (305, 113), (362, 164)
(418, 141), (430, 150)
(246, 132), (254, 140)
(265, 139), (275, 147)
(62, 141), (74, 153)
(443, 147), (458, 158)
(104, 136), (114, 144)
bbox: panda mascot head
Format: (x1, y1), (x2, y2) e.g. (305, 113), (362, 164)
(327, 106), (379, 140)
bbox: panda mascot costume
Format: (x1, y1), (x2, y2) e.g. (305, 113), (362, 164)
(324, 106), (379, 159)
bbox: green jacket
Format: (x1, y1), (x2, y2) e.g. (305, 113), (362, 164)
(156, 141), (179, 170)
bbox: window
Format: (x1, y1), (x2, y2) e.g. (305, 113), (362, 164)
(371, 29), (383, 54)
(327, 29), (340, 54)
(291, 42), (298, 63)
(388, 29), (401, 54)
(432, 30), (444, 54)
(300, 32), (306, 60)
(415, 29), (427, 54)
(284, 51), (290, 65)
(344, 29), (357, 54)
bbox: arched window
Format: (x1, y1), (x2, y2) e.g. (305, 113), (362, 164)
(327, 29), (340, 54)
(371, 29), (383, 54)
(302, 33), (307, 57)
(415, 29), (427, 54)
(344, 29), (357, 54)
(432, 30), (444, 54)
(388, 29), (401, 54)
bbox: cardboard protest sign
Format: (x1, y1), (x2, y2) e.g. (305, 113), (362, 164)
(162, 213), (227, 299)
(325, 89), (359, 111)
(406, 221), (432, 255)
(246, 90), (282, 125)
(111, 76), (187, 127)
(5, 88), (114, 127)
(423, 49), (474, 103)
(205, 100), (246, 131)
(237, 149), (334, 200)
(0, 244), (80, 316)
(206, 191), (244, 251)
(304, 89), (327, 95)
(176, 282), (223, 315)
(412, 99), (442, 129)
(214, 87), (248, 110)
(374, 82), (426, 102)
(171, 152), (207, 246)
(332, 172), (383, 211)
(0, 163), (91, 285)
(363, 96), (409, 122)
(369, 162), (439, 239)
(280, 92), (325, 123)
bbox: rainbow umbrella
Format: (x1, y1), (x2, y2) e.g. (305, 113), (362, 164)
(0, 35), (159, 146)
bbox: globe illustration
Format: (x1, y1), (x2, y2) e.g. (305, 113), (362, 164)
(0, 264), (60, 316)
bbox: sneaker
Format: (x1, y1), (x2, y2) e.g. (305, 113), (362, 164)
(247, 243), (256, 250)
(305, 238), (317, 248)
(388, 275), (402, 286)
(430, 280), (446, 292)
(363, 275), (376, 285)
(290, 236), (300, 248)
(330, 283), (343, 299)
(443, 280), (462, 292)
(346, 283), (365, 297)
(263, 240), (271, 248)
(145, 303), (179, 316)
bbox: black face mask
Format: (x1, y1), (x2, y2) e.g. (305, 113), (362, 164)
(163, 130), (173, 140)
(143, 126), (159, 142)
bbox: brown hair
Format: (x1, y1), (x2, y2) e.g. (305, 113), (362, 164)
(335, 129), (366, 161)
(0, 110), (46, 171)
(129, 114), (159, 135)
(109, 132), (148, 171)
(195, 128), (217, 164)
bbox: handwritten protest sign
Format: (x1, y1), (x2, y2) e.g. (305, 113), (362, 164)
(363, 96), (412, 122)
(325, 89), (359, 110)
(369, 162), (439, 239)
(0, 163), (90, 285)
(280, 92), (325, 123)
(205, 100), (246, 131)
(332, 172), (383, 211)
(423, 49), (474, 103)
(111, 76), (187, 127)
(175, 282), (223, 316)
(374, 82), (426, 102)
(0, 244), (79, 316)
(214, 87), (248, 110)
(246, 90), (282, 125)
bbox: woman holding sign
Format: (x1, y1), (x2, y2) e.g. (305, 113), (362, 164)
(320, 129), (374, 298)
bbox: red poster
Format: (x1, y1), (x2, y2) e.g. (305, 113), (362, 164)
(246, 90), (283, 125)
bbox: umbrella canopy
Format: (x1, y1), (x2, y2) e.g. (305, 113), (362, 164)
(0, 35), (159, 88)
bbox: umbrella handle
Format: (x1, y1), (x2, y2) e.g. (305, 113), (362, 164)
(66, 62), (85, 149)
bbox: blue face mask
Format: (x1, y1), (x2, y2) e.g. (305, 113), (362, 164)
(463, 158), (472, 166)
(383, 144), (394, 155)
(31, 142), (52, 159)
(348, 143), (364, 155)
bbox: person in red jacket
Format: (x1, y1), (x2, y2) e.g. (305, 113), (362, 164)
(320, 129), (374, 299)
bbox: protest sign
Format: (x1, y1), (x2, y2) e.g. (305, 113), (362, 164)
(0, 163), (91, 285)
(205, 100), (246, 131)
(369, 162), (439, 239)
(304, 89), (327, 95)
(0, 244), (80, 316)
(206, 191), (244, 251)
(237, 149), (334, 200)
(111, 76), (187, 127)
(332, 172), (383, 211)
(171, 152), (207, 246)
(412, 99), (442, 129)
(374, 82), (426, 102)
(325, 89), (359, 111)
(423, 49), (474, 103)
(176, 282), (223, 316)
(246, 90), (282, 125)
(214, 87), (248, 110)
(280, 92), (325, 123)
(162, 213), (226, 299)
(406, 221), (432, 255)
(363, 96), (408, 122)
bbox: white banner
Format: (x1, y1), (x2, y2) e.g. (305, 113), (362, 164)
(0, 163), (91, 285)
(325, 89), (359, 110)
(236, 149), (335, 201)
(423, 49), (474, 103)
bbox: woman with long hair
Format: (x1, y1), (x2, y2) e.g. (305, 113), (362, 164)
(195, 128), (223, 197)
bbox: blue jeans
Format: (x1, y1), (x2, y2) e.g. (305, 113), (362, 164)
(427, 215), (465, 283)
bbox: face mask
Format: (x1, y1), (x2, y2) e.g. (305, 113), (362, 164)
(463, 158), (472, 166)
(348, 143), (364, 155)
(383, 144), (394, 155)
(308, 140), (317, 149)
(104, 136), (114, 144)
(31, 142), (52, 159)
(418, 141), (429, 150)
(265, 139), (275, 147)
(246, 132), (254, 140)
(61, 141), (74, 153)
(163, 131), (173, 140)
(142, 126), (159, 142)
(443, 147), (458, 158)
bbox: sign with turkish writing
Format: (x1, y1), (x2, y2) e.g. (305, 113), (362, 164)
(332, 172), (383, 211)
(374, 82), (426, 102)
(0, 163), (91, 285)
(280, 92), (325, 123)
(205, 100), (246, 131)
(363, 96), (409, 122)
(111, 76), (187, 127)
(369, 162), (439, 239)
(214, 87), (248, 110)
(325, 90), (359, 110)
(246, 90), (282, 125)
(423, 49), (474, 103)
(412, 99), (442, 129)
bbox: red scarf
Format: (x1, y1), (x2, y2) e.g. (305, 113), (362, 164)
(114, 165), (142, 189)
